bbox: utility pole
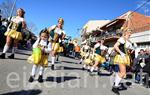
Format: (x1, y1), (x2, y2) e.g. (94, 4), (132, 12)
(0, 9), (2, 26)
(9, 0), (17, 21)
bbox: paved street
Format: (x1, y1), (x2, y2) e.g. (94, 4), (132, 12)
(0, 50), (150, 95)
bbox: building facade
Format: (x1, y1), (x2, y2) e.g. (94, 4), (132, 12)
(81, 11), (150, 52)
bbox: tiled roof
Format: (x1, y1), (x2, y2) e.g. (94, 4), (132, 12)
(119, 11), (150, 33)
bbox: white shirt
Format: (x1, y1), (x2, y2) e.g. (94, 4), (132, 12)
(94, 43), (100, 48)
(11, 16), (25, 24)
(94, 43), (107, 50)
(33, 38), (52, 53)
(84, 45), (90, 50)
(50, 25), (65, 35)
(81, 40), (87, 45)
(81, 45), (90, 52)
(100, 45), (108, 50)
(118, 37), (125, 44)
(118, 37), (133, 49)
(7, 16), (25, 31)
(50, 25), (66, 42)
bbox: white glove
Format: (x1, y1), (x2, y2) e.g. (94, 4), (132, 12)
(120, 52), (125, 59)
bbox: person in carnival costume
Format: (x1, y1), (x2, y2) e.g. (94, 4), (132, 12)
(0, 8), (26, 59)
(90, 39), (108, 74)
(28, 28), (52, 83)
(48, 18), (66, 70)
(112, 29), (136, 95)
(80, 40), (91, 70)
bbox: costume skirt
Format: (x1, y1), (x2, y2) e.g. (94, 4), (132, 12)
(52, 42), (60, 52)
(114, 54), (130, 66)
(5, 29), (22, 40)
(94, 53), (106, 64)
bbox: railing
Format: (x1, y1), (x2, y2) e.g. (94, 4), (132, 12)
(91, 30), (122, 42)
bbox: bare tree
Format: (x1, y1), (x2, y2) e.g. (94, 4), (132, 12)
(0, 0), (17, 18)
(27, 22), (38, 33)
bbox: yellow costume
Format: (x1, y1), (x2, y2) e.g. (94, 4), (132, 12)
(94, 53), (106, 64)
(28, 38), (51, 67)
(93, 43), (107, 64)
(114, 37), (132, 66)
(58, 46), (64, 53)
(114, 54), (130, 66)
(28, 48), (49, 67)
(52, 42), (60, 52)
(80, 51), (85, 57)
(84, 53), (94, 66)
(49, 25), (65, 53)
(5, 16), (25, 40)
(80, 45), (90, 58)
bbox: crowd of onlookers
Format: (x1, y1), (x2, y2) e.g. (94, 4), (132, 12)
(101, 48), (150, 87)
(59, 39), (81, 58)
(132, 49), (150, 84)
(0, 14), (7, 47)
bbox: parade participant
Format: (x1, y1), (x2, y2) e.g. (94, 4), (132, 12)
(48, 18), (66, 70)
(80, 40), (91, 70)
(109, 48), (119, 73)
(112, 29), (133, 95)
(0, 8), (26, 59)
(82, 48), (94, 71)
(90, 39), (108, 73)
(28, 28), (51, 83)
(79, 40), (87, 64)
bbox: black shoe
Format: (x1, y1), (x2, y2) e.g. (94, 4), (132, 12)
(28, 76), (34, 83)
(56, 58), (59, 61)
(51, 64), (55, 70)
(38, 75), (43, 83)
(87, 69), (90, 72)
(97, 71), (101, 75)
(0, 53), (5, 59)
(82, 67), (85, 70)
(119, 84), (127, 90)
(8, 54), (14, 59)
(112, 87), (120, 95)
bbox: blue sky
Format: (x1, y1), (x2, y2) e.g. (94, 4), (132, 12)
(0, 0), (148, 38)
